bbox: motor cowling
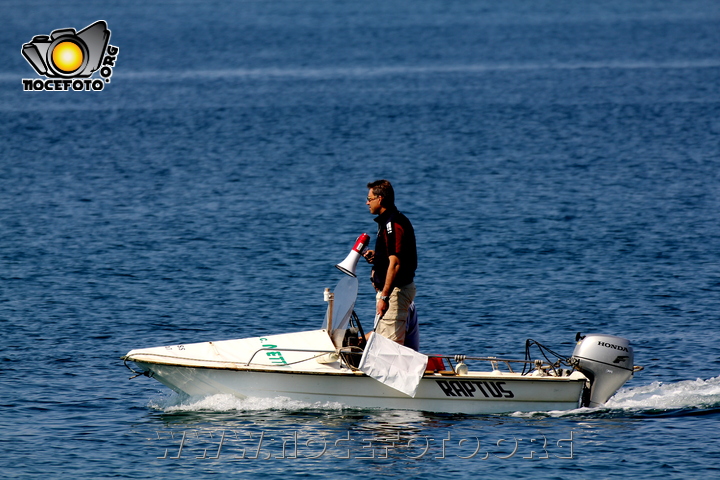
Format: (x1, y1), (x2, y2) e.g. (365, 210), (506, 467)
(571, 334), (634, 407)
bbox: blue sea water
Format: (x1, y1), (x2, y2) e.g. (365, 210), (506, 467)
(2, 0), (720, 478)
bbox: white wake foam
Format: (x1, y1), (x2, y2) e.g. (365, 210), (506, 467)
(511, 376), (720, 418)
(149, 393), (346, 413)
(605, 375), (720, 411)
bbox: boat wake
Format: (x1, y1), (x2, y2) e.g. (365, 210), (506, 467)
(605, 375), (720, 413)
(149, 393), (347, 414)
(514, 375), (720, 418)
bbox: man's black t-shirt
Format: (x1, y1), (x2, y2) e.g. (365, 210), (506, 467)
(371, 207), (417, 290)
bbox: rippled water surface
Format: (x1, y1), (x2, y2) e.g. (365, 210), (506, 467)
(2, 0), (720, 478)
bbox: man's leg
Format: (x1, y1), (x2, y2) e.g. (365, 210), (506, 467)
(376, 282), (416, 344)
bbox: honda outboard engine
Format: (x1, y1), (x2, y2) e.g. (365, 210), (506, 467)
(571, 334), (635, 407)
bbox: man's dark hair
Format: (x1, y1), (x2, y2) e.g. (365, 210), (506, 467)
(367, 179), (395, 208)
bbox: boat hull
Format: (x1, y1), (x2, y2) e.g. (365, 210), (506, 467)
(131, 360), (586, 414)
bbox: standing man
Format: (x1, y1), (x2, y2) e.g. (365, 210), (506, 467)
(363, 179), (417, 346)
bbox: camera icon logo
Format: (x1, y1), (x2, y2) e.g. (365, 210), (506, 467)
(22, 20), (110, 78)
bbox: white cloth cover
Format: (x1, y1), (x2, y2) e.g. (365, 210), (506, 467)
(358, 332), (429, 397)
(322, 276), (359, 331)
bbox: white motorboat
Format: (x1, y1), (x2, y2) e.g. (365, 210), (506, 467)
(123, 275), (641, 415)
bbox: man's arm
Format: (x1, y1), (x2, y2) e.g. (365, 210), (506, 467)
(376, 254), (400, 317)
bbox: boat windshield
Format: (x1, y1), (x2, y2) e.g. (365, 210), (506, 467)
(322, 275), (358, 332)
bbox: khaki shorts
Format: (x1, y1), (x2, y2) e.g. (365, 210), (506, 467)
(376, 282), (416, 344)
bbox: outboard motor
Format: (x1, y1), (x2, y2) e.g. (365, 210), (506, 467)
(571, 334), (635, 407)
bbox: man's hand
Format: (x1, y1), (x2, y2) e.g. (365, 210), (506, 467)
(363, 249), (375, 263)
(376, 297), (389, 318)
